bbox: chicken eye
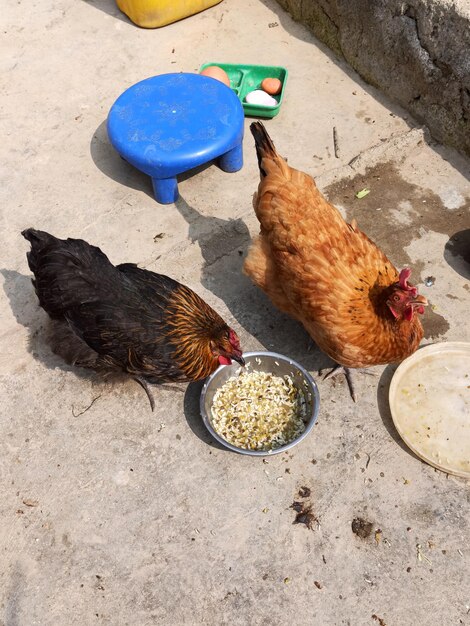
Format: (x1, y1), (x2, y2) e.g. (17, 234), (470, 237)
(393, 294), (400, 302)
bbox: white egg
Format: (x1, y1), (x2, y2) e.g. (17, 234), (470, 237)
(245, 90), (277, 107)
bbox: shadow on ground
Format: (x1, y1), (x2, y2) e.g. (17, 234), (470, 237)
(183, 380), (228, 451)
(174, 194), (332, 373)
(1, 268), (100, 387)
(81, 0), (131, 24)
(90, 120), (154, 198)
(444, 228), (470, 279)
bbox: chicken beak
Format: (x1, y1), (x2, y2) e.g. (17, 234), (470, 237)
(412, 294), (428, 306)
(232, 353), (246, 367)
(411, 294), (428, 316)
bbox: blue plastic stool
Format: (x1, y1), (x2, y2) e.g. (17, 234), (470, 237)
(107, 73), (245, 204)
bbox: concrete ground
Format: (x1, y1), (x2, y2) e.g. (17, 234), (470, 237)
(1, 1), (469, 625)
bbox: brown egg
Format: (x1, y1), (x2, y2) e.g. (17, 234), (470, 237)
(200, 66), (231, 87)
(261, 77), (282, 95)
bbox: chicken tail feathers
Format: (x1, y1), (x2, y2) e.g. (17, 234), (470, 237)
(22, 228), (59, 274)
(22, 227), (117, 320)
(250, 121), (279, 178)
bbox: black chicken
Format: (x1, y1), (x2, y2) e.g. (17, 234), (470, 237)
(22, 229), (244, 410)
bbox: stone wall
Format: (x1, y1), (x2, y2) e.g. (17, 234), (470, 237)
(276, 0), (470, 157)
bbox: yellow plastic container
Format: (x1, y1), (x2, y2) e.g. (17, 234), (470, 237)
(116, 0), (223, 28)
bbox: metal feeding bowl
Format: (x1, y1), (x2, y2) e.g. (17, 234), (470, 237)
(200, 351), (320, 456)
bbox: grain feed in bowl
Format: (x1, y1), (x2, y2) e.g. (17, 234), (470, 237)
(210, 370), (308, 451)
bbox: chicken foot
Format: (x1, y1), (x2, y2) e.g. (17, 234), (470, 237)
(321, 365), (377, 403)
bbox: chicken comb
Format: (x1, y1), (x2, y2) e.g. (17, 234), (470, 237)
(398, 268), (418, 297)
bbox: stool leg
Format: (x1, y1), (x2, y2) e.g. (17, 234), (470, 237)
(151, 176), (179, 204)
(218, 143), (243, 173)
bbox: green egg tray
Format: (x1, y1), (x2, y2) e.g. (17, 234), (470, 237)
(199, 63), (288, 118)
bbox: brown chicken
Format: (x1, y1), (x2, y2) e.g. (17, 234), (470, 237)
(22, 228), (244, 410)
(244, 122), (428, 400)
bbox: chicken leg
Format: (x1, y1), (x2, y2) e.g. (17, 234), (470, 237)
(133, 376), (156, 412)
(322, 366), (378, 403)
